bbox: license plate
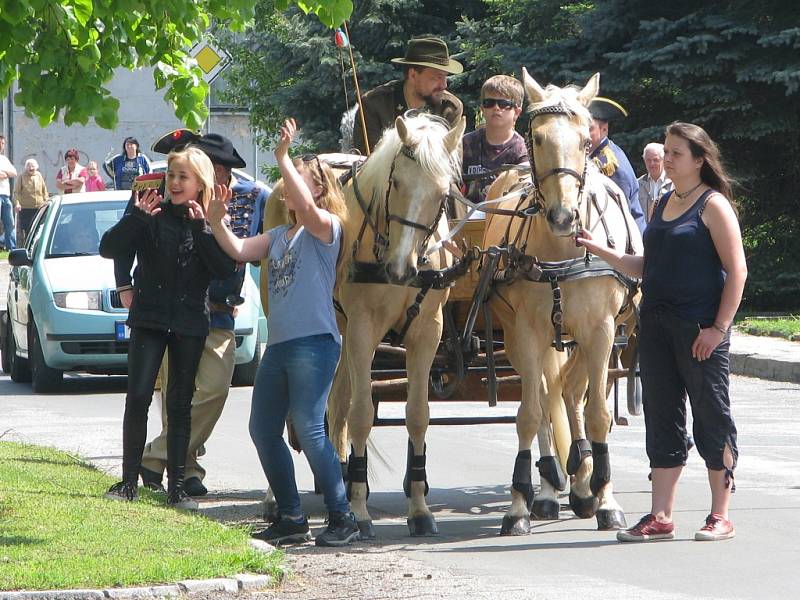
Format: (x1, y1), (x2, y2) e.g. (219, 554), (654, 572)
(115, 321), (131, 341)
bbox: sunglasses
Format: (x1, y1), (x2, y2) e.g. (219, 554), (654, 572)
(481, 98), (517, 110)
(299, 154), (328, 192)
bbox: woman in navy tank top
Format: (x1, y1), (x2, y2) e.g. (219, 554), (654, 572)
(578, 122), (747, 543)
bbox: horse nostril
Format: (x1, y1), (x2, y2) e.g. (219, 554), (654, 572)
(547, 208), (573, 228)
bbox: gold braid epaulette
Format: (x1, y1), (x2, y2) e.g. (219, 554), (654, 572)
(592, 146), (618, 177)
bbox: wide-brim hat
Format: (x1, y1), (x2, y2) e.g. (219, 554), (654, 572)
(588, 97), (628, 122)
(152, 130), (247, 168)
(390, 37), (463, 75)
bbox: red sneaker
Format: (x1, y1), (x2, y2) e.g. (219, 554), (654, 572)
(617, 513), (675, 542)
(695, 513), (735, 541)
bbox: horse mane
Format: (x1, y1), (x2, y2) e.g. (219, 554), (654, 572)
(355, 114), (460, 219)
(526, 84), (592, 129)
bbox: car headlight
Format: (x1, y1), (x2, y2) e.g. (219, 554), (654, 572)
(53, 291), (102, 310)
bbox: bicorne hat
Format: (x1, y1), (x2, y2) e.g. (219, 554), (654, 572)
(390, 37), (463, 75)
(151, 130), (247, 168)
(588, 97), (628, 122)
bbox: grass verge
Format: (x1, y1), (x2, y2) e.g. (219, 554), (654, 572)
(737, 315), (800, 341)
(0, 442), (283, 591)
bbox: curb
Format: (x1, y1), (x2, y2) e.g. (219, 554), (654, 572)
(729, 332), (800, 384)
(730, 352), (800, 383)
(0, 574), (275, 600)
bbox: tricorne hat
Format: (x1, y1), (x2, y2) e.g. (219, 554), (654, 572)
(151, 130), (247, 168)
(390, 37), (463, 75)
(588, 97), (628, 122)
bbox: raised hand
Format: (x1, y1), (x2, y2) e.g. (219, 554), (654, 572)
(134, 189), (163, 216)
(205, 183), (233, 224)
(275, 117), (298, 159)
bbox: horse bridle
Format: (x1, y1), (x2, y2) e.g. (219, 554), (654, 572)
(352, 112), (452, 266)
(524, 101), (591, 219)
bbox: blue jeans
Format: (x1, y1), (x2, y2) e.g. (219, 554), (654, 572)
(0, 195), (16, 250)
(249, 333), (348, 517)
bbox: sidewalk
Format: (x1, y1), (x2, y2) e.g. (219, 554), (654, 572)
(0, 261), (797, 382)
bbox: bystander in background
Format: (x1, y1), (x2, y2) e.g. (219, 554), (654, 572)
(82, 160), (106, 192)
(55, 149), (85, 195)
(637, 142), (673, 223)
(0, 134), (17, 250)
(13, 158), (48, 245)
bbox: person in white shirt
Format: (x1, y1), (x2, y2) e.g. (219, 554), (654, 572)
(0, 134), (18, 250)
(637, 142), (673, 223)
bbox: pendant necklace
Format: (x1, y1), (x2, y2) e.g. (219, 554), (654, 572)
(674, 181), (703, 201)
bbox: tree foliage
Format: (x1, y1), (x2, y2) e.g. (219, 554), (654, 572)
(219, 0), (487, 150)
(223, 0), (798, 308)
(0, 0), (352, 130)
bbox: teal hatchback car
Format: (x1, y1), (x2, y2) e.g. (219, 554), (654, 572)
(0, 191), (266, 392)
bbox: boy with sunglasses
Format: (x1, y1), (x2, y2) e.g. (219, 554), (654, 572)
(462, 75), (529, 211)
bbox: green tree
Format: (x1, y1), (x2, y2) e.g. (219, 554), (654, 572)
(219, 0), (486, 152)
(0, 0), (352, 130)
(461, 0), (800, 309)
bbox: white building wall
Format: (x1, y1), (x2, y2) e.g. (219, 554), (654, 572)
(9, 67), (270, 189)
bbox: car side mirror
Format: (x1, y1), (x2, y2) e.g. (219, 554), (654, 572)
(8, 248), (33, 267)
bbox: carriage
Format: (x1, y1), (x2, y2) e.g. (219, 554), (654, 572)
(263, 71), (644, 537)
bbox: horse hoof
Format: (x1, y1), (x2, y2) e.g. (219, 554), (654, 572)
(596, 509), (627, 530)
(531, 499), (560, 521)
(500, 513), (531, 536)
(407, 515), (439, 536)
(357, 520), (376, 540)
(568, 491), (599, 519)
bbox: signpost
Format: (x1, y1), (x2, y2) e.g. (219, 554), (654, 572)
(189, 41), (232, 133)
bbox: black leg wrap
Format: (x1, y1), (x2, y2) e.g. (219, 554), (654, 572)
(403, 440), (429, 498)
(536, 456), (567, 491)
(346, 445), (369, 501)
(589, 442), (611, 496)
(511, 450), (535, 510)
(567, 439), (592, 476)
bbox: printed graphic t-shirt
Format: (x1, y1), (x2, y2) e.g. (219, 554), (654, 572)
(265, 218), (342, 346)
(119, 158), (141, 190)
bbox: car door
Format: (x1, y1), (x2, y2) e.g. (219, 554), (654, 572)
(10, 203), (51, 354)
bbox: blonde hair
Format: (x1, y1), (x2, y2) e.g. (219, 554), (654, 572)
(480, 75), (524, 107)
(87, 160), (99, 170)
(289, 156), (348, 223)
(166, 147), (215, 211)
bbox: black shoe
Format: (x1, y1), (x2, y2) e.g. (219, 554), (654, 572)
(166, 488), (199, 511)
(183, 477), (208, 497)
(105, 480), (138, 502)
(315, 512), (360, 547)
(252, 516), (311, 545)
(140, 466), (164, 492)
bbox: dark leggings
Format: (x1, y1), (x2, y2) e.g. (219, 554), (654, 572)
(121, 327), (205, 492)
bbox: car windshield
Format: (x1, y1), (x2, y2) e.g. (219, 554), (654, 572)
(47, 200), (128, 257)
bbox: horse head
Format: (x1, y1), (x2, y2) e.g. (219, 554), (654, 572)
(522, 68), (599, 237)
(366, 113), (464, 283)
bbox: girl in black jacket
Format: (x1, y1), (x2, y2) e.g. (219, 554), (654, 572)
(100, 147), (235, 509)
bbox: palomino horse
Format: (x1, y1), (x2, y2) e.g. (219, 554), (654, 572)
(262, 114), (466, 537)
(483, 70), (642, 534)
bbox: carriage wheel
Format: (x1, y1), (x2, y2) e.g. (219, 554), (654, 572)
(430, 304), (465, 399)
(626, 352), (643, 416)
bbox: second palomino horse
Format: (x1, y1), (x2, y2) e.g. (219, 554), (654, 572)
(483, 70), (642, 534)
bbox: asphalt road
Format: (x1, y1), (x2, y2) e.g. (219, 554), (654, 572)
(2, 372), (799, 599)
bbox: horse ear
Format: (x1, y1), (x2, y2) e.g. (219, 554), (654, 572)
(395, 117), (409, 144)
(578, 73), (600, 107)
(521, 67), (546, 104)
(444, 117), (466, 155)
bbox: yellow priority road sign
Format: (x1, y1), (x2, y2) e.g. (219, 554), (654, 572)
(189, 41), (231, 84)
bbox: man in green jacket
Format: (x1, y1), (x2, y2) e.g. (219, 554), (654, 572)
(352, 37), (464, 155)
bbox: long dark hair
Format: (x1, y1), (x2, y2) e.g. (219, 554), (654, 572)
(666, 122), (736, 212)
